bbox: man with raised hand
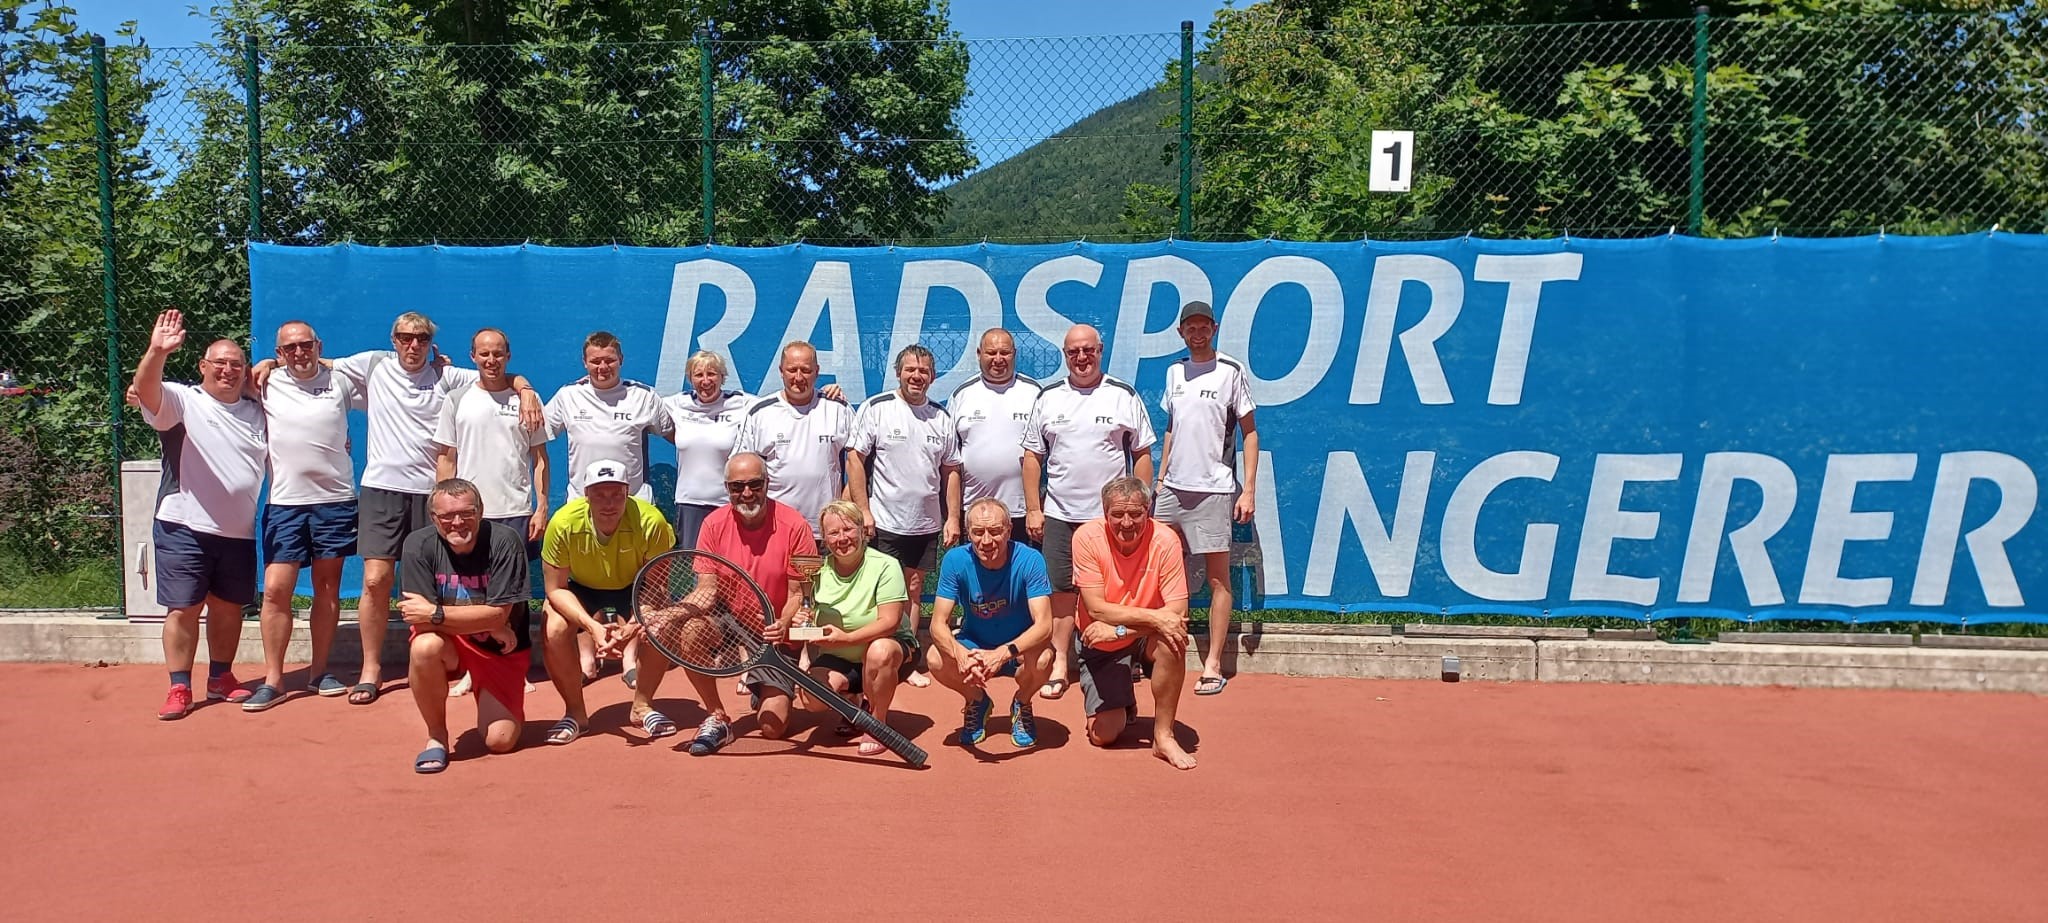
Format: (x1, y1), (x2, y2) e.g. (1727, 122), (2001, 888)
(246, 320), (365, 711)
(1020, 323), (1155, 701)
(926, 499), (1055, 749)
(845, 344), (961, 687)
(545, 330), (673, 683)
(321, 312), (540, 706)
(538, 459), (675, 745)
(949, 327), (1042, 545)
(434, 328), (552, 548)
(734, 341), (851, 536)
(1154, 301), (1259, 696)
(632, 452), (815, 755)
(1071, 477), (1195, 770)
(133, 309), (267, 720)
(399, 478), (532, 774)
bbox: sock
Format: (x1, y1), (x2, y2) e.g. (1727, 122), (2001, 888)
(208, 661), (232, 679)
(170, 671), (192, 688)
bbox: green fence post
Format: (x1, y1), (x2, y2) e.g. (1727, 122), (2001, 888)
(1178, 20), (1194, 238)
(1688, 6), (1709, 235)
(243, 36), (262, 240)
(698, 27), (715, 244)
(89, 36), (124, 466)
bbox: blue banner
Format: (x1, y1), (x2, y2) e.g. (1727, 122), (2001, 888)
(251, 236), (2048, 623)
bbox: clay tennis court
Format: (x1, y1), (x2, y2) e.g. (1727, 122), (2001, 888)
(3, 662), (2041, 921)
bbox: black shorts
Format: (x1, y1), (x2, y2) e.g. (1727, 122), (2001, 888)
(1040, 517), (1082, 592)
(810, 633), (919, 695)
(1075, 635), (1154, 717)
(565, 581), (632, 626)
(1008, 516), (1040, 550)
(872, 529), (939, 573)
(357, 486), (429, 560)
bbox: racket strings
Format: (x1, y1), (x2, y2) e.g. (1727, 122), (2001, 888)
(635, 556), (769, 673)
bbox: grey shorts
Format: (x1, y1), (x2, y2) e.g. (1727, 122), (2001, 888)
(746, 662), (797, 708)
(1040, 516), (1082, 592)
(1154, 486), (1233, 555)
(357, 486), (429, 560)
(1075, 634), (1153, 717)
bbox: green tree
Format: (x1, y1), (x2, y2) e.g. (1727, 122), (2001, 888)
(1128, 0), (2047, 239)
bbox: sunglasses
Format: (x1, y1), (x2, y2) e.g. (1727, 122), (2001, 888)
(278, 340), (317, 353)
(1063, 345), (1101, 357)
(724, 477), (767, 493)
(393, 332), (433, 345)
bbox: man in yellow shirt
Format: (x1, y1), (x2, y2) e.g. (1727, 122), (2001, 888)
(539, 459), (675, 744)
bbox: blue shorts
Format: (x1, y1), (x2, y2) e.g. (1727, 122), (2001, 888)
(153, 519), (258, 608)
(958, 635), (1020, 678)
(262, 501), (359, 565)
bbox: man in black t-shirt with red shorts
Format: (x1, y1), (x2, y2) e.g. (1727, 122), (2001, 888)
(399, 478), (534, 774)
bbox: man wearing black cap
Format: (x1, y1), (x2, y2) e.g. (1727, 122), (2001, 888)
(1153, 301), (1259, 696)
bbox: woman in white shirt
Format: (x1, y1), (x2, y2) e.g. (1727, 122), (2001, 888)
(662, 350), (751, 550)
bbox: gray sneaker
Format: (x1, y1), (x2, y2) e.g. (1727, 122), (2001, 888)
(688, 715), (734, 756)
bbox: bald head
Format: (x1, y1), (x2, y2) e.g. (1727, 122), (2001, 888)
(274, 321), (322, 377)
(977, 327), (1017, 384)
(197, 338), (248, 401)
(725, 452), (769, 524)
(1061, 324), (1103, 386)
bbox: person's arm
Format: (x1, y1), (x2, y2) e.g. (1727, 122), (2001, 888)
(509, 374), (544, 432)
(1021, 451), (1047, 541)
(1154, 429), (1175, 490)
(397, 592), (512, 634)
(927, 594), (966, 663)
(131, 309), (184, 418)
(843, 447), (873, 536)
(941, 464), (963, 545)
(763, 530), (819, 643)
(435, 443), (457, 482)
(1073, 582), (1175, 633)
(433, 396), (459, 480)
(1129, 394), (1158, 483)
(1130, 438), (1155, 485)
(824, 598), (905, 648)
(1013, 593), (1054, 654)
(526, 443), (550, 542)
(1235, 411), (1260, 523)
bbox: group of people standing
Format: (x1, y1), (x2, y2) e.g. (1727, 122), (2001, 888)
(132, 298), (1257, 773)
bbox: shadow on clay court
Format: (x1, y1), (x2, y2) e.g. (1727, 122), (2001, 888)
(949, 715), (1075, 762)
(1094, 718), (1200, 754)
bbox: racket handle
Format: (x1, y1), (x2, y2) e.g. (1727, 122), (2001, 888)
(849, 706), (928, 768)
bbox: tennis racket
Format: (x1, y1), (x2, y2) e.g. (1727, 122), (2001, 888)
(632, 548), (928, 768)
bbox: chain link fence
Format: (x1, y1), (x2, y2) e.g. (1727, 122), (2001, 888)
(4, 11), (2042, 608)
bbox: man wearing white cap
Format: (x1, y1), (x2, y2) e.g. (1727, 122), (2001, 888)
(538, 458), (676, 744)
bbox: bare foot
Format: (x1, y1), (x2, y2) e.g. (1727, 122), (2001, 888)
(1154, 741), (1198, 770)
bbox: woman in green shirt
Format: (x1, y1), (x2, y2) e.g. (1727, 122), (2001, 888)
(803, 500), (918, 756)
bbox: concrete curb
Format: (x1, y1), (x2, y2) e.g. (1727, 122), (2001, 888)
(3, 614), (2043, 694)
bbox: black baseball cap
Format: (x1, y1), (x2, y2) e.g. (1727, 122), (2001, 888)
(1179, 301), (1216, 324)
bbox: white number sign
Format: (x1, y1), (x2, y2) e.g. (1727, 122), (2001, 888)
(1369, 129), (1414, 193)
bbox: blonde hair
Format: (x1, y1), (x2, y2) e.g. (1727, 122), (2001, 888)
(685, 350), (728, 381)
(390, 312), (436, 337)
(818, 500), (866, 535)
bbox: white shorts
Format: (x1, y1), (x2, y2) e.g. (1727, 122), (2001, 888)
(1153, 485), (1233, 555)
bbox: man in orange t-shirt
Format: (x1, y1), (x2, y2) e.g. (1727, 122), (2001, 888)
(1070, 476), (1196, 770)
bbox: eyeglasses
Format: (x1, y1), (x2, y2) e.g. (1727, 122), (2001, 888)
(277, 341), (316, 353)
(1063, 345), (1101, 357)
(393, 332), (433, 345)
(201, 358), (247, 369)
(433, 509), (480, 524)
(724, 477), (767, 494)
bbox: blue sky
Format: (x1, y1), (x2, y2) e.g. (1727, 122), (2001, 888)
(62, 1), (1227, 170)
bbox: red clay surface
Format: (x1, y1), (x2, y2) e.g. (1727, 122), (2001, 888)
(2, 662), (2043, 921)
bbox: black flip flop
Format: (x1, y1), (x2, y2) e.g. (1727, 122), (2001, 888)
(348, 682), (379, 706)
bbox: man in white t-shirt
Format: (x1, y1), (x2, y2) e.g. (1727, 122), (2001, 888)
(435, 328), (553, 548)
(322, 312), (540, 705)
(544, 330), (672, 683)
(1154, 301), (1259, 696)
(246, 321), (366, 711)
(949, 328), (1042, 545)
(847, 344), (961, 685)
(546, 331), (674, 500)
(734, 341), (851, 536)
(132, 310), (268, 721)
(1020, 323), (1156, 700)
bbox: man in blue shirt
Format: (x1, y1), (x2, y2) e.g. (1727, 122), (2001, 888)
(926, 498), (1055, 749)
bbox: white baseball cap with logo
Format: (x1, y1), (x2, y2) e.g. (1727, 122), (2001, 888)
(584, 458), (630, 487)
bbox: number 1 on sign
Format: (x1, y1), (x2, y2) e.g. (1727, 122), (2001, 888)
(1370, 129), (1414, 193)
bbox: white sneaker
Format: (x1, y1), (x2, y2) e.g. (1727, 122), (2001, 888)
(447, 671), (472, 698)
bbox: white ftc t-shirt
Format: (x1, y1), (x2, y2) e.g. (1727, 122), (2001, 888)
(1160, 354), (1257, 495)
(1021, 375), (1156, 523)
(848, 392), (959, 536)
(435, 383), (551, 518)
(333, 351), (478, 495)
(141, 382), (268, 539)
(949, 375), (1041, 515)
(664, 389), (751, 507)
(545, 378), (674, 500)
(734, 392), (851, 534)
(263, 367), (365, 505)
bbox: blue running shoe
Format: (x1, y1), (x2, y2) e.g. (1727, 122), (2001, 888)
(959, 694), (993, 745)
(1010, 698), (1038, 748)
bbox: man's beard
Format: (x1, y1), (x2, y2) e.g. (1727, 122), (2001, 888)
(735, 499), (765, 519)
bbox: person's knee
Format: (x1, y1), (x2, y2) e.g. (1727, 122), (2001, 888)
(864, 645), (902, 674)
(757, 708), (790, 739)
(408, 633), (447, 668)
(543, 609), (577, 646)
(485, 724), (519, 754)
(1087, 714), (1123, 747)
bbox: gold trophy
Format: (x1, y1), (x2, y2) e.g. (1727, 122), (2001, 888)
(787, 554), (826, 642)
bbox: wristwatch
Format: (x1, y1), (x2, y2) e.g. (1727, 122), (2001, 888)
(431, 603), (445, 626)
(1113, 624), (1128, 639)
(1005, 642), (1022, 663)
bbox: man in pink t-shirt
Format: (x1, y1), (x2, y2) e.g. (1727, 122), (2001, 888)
(630, 451), (817, 756)
(1071, 476), (1197, 770)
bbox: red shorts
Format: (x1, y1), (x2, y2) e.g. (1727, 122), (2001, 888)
(413, 627), (528, 723)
